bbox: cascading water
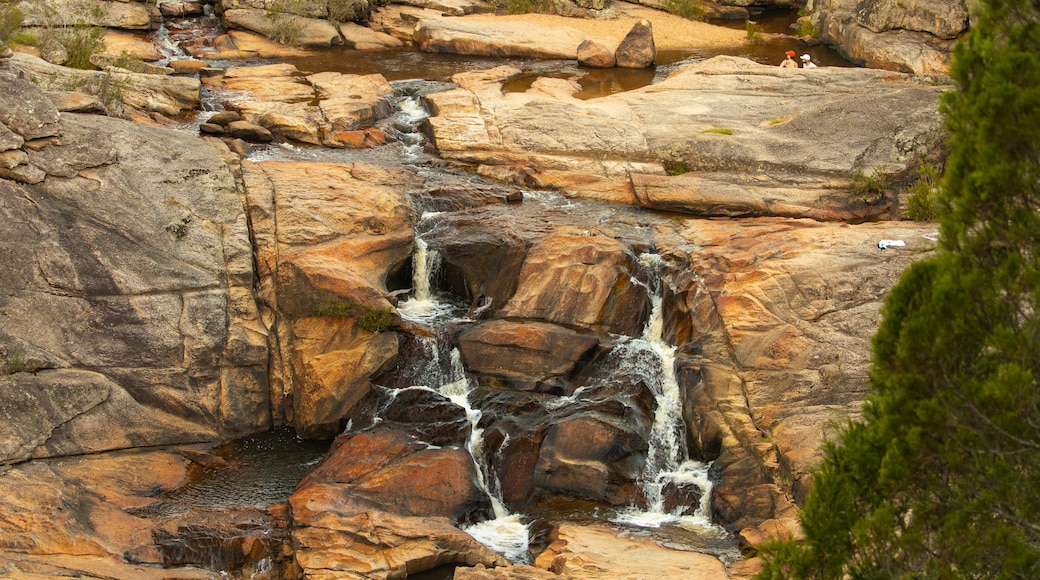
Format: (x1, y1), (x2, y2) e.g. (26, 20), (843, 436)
(612, 254), (720, 533)
(395, 237), (531, 563)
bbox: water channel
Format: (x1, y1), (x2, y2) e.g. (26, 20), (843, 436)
(146, 5), (853, 575)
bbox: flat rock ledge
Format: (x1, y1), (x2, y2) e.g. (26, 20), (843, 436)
(423, 56), (948, 221)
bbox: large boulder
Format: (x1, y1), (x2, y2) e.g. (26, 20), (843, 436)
(289, 427), (507, 577)
(293, 426), (492, 520)
(20, 0), (161, 30)
(222, 8), (344, 47)
(854, 0), (969, 39)
(0, 75), (268, 464)
(498, 230), (649, 336)
(456, 319), (601, 393)
(614, 19), (655, 68)
(813, 0), (966, 74)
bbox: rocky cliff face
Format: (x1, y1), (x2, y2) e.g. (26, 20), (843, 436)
(811, 0), (970, 74)
(0, 73), (269, 465)
(0, 18), (952, 578)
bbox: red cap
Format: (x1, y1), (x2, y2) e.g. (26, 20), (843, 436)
(785, 50), (796, 57)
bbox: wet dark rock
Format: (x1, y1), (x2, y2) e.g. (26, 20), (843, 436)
(456, 319), (600, 393)
(378, 386), (472, 446)
(199, 122), (225, 135)
(226, 120), (273, 142)
(207, 111), (243, 126)
(425, 219), (530, 316)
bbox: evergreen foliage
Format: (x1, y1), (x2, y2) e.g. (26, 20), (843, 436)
(758, 0), (1040, 577)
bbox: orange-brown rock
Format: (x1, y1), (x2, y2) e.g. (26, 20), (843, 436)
(290, 426), (507, 577)
(242, 160), (419, 438)
(657, 217), (939, 547)
(293, 426), (491, 521)
(499, 230), (648, 336)
(534, 523), (729, 579)
(291, 511), (508, 579)
(456, 319), (600, 392)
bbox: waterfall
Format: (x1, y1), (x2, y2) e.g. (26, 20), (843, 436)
(397, 237), (456, 323)
(437, 349), (530, 563)
(396, 238), (530, 562)
(389, 94), (429, 164)
(612, 254), (719, 533)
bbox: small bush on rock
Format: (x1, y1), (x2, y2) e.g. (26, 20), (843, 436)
(849, 166), (890, 198)
(265, 0), (304, 45)
(313, 294), (395, 333)
(904, 162), (944, 221)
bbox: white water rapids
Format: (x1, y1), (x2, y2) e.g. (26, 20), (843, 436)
(396, 241), (725, 561)
(397, 239), (530, 562)
(611, 254), (721, 533)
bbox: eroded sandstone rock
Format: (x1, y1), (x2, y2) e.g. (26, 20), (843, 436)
(0, 76), (268, 463)
(242, 160), (418, 438)
(415, 18), (589, 59)
(223, 8), (344, 47)
(498, 230), (648, 336)
(813, 0), (965, 74)
(534, 523), (729, 579)
(424, 56), (948, 218)
(7, 52), (201, 117)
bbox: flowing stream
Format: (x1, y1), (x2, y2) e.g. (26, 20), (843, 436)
(391, 240), (735, 564)
(612, 254), (718, 533)
(146, 9), (771, 573)
(397, 240), (531, 562)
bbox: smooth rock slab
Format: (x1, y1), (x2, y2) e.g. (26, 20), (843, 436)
(415, 18), (588, 59)
(534, 523), (730, 579)
(223, 8), (344, 47)
(424, 56), (948, 215)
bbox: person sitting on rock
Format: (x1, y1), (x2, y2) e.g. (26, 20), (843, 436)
(780, 50), (799, 68)
(800, 53), (818, 68)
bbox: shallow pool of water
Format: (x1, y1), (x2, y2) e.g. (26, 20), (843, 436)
(153, 428), (330, 514)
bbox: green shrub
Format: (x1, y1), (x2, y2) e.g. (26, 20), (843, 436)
(701, 127), (733, 135)
(313, 294), (395, 332)
(358, 308), (394, 333)
(265, 0), (304, 45)
(849, 165), (890, 198)
(1, 349), (28, 374)
(0, 0), (23, 50)
(27, 0), (107, 69)
(663, 0), (705, 21)
(491, 0), (554, 15)
(10, 30), (36, 46)
(328, 0), (367, 22)
(59, 24), (104, 69)
(745, 19), (764, 43)
(904, 162), (944, 221)
(796, 17), (820, 38)
(664, 159), (688, 175)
